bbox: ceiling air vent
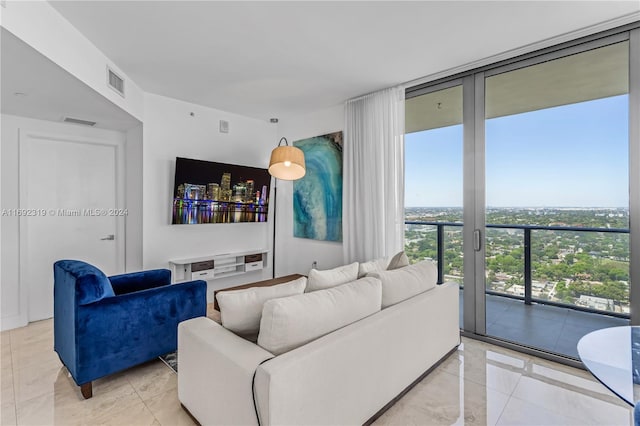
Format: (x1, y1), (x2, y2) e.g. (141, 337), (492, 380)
(63, 117), (97, 127)
(107, 66), (125, 97)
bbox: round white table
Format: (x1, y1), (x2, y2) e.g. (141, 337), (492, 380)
(577, 326), (638, 407)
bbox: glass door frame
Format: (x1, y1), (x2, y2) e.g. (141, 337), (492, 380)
(462, 71), (487, 335)
(630, 27), (640, 327)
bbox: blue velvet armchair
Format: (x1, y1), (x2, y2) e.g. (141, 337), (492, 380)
(53, 260), (207, 398)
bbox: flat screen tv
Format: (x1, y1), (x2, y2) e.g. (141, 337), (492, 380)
(172, 157), (271, 224)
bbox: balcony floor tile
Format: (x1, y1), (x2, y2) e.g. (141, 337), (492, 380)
(459, 290), (629, 359)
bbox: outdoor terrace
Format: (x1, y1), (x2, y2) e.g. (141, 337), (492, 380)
(407, 220), (630, 359)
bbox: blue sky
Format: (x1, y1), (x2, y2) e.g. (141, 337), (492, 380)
(405, 94), (629, 208)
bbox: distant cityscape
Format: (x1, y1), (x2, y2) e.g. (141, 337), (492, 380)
(176, 172), (268, 205)
(172, 172), (269, 224)
(405, 207), (630, 314)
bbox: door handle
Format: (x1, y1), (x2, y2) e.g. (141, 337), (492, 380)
(100, 234), (115, 241)
(474, 229), (481, 251)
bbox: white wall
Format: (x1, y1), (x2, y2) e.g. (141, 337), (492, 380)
(0, 95), (277, 328)
(0, 114), (136, 330)
(0, 1), (144, 121)
(275, 104), (345, 275)
(142, 93), (277, 298)
(125, 125), (144, 271)
(0, 0), (346, 316)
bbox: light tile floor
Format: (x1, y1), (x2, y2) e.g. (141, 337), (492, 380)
(0, 319), (633, 426)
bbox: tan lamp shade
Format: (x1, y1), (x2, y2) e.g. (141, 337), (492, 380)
(268, 145), (306, 180)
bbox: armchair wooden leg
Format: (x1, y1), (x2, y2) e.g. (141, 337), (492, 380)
(80, 382), (92, 399)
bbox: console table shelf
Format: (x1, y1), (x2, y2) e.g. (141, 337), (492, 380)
(169, 249), (269, 282)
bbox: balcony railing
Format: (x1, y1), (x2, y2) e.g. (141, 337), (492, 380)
(405, 220), (630, 319)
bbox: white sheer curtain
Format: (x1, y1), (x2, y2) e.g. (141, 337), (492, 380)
(343, 86), (405, 263)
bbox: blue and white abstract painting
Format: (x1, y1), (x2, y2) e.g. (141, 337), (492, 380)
(293, 132), (343, 242)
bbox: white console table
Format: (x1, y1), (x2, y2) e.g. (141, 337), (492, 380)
(169, 249), (269, 283)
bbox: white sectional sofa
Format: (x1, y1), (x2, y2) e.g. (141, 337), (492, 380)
(178, 260), (460, 425)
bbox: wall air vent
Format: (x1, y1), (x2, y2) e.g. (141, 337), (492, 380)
(63, 117), (97, 127)
(107, 66), (125, 97)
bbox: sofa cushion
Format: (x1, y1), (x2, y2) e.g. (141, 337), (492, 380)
(387, 251), (410, 270)
(306, 262), (359, 292)
(357, 257), (388, 278)
(216, 276), (307, 340)
(257, 277), (382, 355)
(368, 260), (437, 308)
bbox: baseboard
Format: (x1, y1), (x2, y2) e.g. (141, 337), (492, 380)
(363, 344), (460, 426)
(0, 314), (28, 331)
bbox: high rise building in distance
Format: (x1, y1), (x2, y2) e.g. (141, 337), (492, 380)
(221, 173), (232, 201)
(221, 173), (231, 191)
(207, 183), (220, 201)
(260, 185), (268, 205)
(246, 180), (255, 203)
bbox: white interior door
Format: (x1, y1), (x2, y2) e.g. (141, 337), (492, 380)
(21, 134), (121, 321)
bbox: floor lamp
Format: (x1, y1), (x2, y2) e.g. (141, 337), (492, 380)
(268, 137), (306, 278)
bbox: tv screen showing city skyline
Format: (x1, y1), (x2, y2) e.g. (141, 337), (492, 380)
(172, 157), (271, 224)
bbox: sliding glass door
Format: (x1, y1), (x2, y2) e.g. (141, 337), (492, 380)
(482, 39), (631, 358)
(405, 26), (639, 361)
(405, 82), (464, 327)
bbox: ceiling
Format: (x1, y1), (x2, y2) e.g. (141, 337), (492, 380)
(47, 1), (639, 121)
(406, 40), (629, 133)
(1, 28), (141, 131)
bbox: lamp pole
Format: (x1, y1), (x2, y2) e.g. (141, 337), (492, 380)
(267, 136), (306, 280)
(272, 179), (277, 278)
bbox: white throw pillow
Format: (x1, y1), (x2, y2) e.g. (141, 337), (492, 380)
(306, 262), (359, 292)
(357, 257), (388, 278)
(257, 277), (382, 355)
(216, 276), (307, 339)
(387, 251), (410, 270)
(368, 260), (437, 308)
